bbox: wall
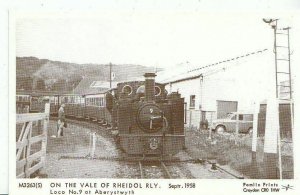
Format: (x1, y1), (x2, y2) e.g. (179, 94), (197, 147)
(165, 51), (274, 129)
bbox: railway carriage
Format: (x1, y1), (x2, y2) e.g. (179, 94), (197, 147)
(60, 95), (85, 118)
(84, 94), (106, 121)
(29, 95), (50, 113)
(83, 93), (115, 125)
(49, 96), (60, 115)
(16, 94), (30, 113)
(74, 97), (85, 119)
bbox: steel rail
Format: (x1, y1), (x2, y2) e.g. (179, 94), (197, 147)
(138, 161), (144, 179)
(160, 161), (172, 179)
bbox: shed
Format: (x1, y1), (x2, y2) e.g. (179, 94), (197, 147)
(156, 49), (273, 129)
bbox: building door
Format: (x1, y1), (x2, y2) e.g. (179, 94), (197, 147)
(216, 100), (238, 119)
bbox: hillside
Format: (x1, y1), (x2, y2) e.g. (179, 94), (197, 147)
(16, 57), (161, 92)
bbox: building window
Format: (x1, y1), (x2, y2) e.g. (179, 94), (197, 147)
(190, 95), (196, 109)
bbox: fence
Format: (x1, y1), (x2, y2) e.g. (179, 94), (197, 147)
(16, 103), (50, 178)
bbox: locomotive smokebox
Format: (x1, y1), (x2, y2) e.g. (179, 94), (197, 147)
(144, 72), (156, 102)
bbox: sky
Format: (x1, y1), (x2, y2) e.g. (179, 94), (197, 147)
(15, 11), (299, 70)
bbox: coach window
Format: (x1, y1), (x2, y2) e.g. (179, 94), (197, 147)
(190, 95), (195, 109)
(96, 98), (99, 106)
(103, 97), (106, 107)
(99, 98), (102, 106)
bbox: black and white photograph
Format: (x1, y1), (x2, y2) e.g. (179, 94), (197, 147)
(4, 1), (300, 195)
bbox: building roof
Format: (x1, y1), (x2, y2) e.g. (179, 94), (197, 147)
(73, 76), (119, 95)
(156, 49), (269, 84)
(73, 75), (146, 96)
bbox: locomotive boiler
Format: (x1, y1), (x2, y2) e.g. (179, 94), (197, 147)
(117, 73), (185, 159)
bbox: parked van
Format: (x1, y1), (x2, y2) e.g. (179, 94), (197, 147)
(211, 112), (253, 134)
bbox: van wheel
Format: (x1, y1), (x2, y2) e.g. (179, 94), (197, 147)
(216, 125), (225, 134)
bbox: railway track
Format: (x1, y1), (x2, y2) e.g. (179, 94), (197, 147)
(54, 118), (245, 179)
(138, 161), (172, 179)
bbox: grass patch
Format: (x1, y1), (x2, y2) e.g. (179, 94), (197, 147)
(185, 129), (293, 179)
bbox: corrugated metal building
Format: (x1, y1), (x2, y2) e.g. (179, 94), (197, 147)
(157, 49), (274, 129)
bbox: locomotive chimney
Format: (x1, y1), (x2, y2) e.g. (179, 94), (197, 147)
(144, 72), (156, 102)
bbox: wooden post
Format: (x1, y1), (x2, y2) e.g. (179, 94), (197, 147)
(235, 112), (239, 145)
(263, 98), (280, 179)
(88, 133), (92, 156)
(41, 103), (50, 167)
(189, 110), (192, 130)
(251, 102), (259, 178)
(208, 112), (213, 140)
(25, 122), (32, 178)
(91, 132), (96, 158)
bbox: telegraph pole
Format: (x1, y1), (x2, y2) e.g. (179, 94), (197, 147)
(262, 18), (293, 179)
(262, 18), (280, 179)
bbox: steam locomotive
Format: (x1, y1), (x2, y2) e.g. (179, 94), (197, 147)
(115, 73), (185, 159)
